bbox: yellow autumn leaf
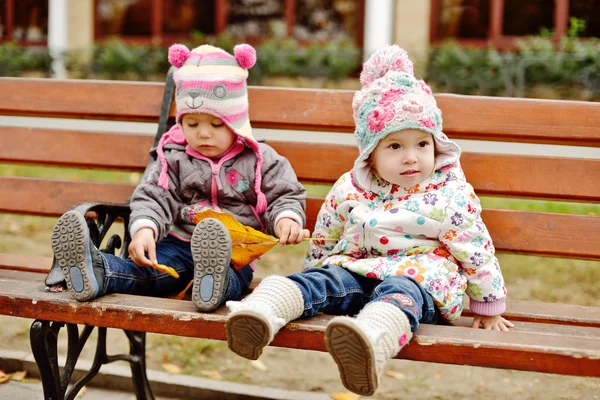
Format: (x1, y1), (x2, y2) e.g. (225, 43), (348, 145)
(200, 370), (223, 380)
(384, 370), (405, 380)
(330, 392), (361, 400)
(193, 209), (279, 269)
(10, 371), (27, 381)
(249, 359), (268, 371)
(151, 262), (180, 278)
(161, 363), (182, 374)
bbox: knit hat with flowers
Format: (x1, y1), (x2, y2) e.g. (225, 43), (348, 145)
(351, 45), (461, 190)
(155, 43), (267, 213)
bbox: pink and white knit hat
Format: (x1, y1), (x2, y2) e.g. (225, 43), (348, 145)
(155, 43), (268, 213)
(351, 45), (461, 190)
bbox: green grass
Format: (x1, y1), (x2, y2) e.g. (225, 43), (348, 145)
(0, 163), (142, 184)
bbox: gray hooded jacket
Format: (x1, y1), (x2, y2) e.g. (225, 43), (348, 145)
(129, 140), (306, 241)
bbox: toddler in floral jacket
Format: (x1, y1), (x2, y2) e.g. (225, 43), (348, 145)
(224, 45), (513, 396)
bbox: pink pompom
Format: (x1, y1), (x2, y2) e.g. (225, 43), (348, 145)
(234, 44), (256, 69)
(360, 45), (414, 87)
(168, 44), (190, 68)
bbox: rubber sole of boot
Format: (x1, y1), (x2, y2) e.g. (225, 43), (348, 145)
(51, 210), (99, 302)
(190, 218), (231, 312)
(226, 310), (271, 360)
(325, 317), (378, 396)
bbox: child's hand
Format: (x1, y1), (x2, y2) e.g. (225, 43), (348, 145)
(471, 314), (514, 331)
(128, 228), (157, 267)
(275, 218), (310, 245)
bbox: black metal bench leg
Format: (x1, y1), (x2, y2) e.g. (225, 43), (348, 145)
(125, 331), (155, 400)
(30, 320), (63, 399)
(31, 321), (155, 400)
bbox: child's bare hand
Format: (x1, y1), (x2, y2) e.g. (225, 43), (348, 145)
(275, 218), (310, 245)
(472, 314), (514, 331)
(128, 228), (157, 267)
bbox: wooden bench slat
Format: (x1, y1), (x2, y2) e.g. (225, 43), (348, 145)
(306, 198), (600, 259)
(268, 141), (600, 202)
(2, 128), (599, 203)
(0, 178), (598, 259)
(0, 277), (597, 377)
(0, 177), (134, 216)
(0, 127), (152, 171)
(2, 79), (599, 147)
(0, 254), (52, 274)
(2, 265), (598, 329)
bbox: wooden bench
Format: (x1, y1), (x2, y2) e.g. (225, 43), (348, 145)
(0, 71), (599, 399)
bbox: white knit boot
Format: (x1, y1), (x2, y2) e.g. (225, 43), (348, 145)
(325, 301), (412, 396)
(225, 275), (304, 360)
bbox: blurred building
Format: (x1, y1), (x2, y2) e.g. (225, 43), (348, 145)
(1, 1), (598, 61)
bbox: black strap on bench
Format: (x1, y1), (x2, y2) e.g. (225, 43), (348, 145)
(34, 69), (177, 400)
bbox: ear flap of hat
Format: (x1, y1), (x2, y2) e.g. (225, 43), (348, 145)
(168, 44), (191, 68)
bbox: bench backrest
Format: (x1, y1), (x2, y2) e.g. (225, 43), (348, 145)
(0, 76), (599, 260)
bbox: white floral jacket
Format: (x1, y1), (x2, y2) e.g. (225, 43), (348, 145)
(303, 163), (507, 321)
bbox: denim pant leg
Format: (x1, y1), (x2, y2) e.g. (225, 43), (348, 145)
(287, 265), (379, 319)
(370, 275), (440, 333)
(102, 236), (195, 297)
(222, 265), (254, 304)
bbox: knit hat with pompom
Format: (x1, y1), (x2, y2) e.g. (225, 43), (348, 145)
(351, 45), (461, 190)
(155, 44), (268, 214)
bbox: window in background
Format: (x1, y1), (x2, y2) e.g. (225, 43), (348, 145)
(0, 0), (5, 39)
(227, 0), (285, 38)
(569, 0), (600, 37)
(1, 0), (48, 43)
(163, 0), (216, 35)
(97, 0), (152, 37)
(502, 0), (553, 36)
(294, 0), (360, 42)
(436, 0), (490, 40)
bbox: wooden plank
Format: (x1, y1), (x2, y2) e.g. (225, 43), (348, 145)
(0, 177), (134, 216)
(0, 177), (598, 259)
(3, 129), (598, 202)
(268, 141), (600, 202)
(0, 127), (152, 171)
(0, 254), (51, 274)
(1, 78), (599, 146)
(306, 198), (600, 259)
(466, 300), (600, 328)
(0, 78), (166, 122)
(453, 317), (600, 338)
(0, 278), (597, 377)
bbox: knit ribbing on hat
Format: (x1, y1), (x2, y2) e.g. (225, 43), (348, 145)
(168, 44), (256, 143)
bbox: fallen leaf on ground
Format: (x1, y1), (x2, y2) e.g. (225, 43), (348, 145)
(10, 371), (27, 381)
(0, 371), (11, 384)
(384, 370), (406, 380)
(200, 370), (222, 380)
(330, 392), (361, 400)
(161, 353), (169, 364)
(433, 372), (443, 379)
(250, 359), (268, 371)
(161, 363), (182, 374)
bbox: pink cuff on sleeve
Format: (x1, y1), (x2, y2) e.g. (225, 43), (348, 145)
(469, 297), (506, 316)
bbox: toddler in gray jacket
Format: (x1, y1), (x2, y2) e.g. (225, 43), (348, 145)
(50, 43), (309, 311)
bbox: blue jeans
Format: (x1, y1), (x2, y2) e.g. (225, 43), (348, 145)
(99, 235), (253, 304)
(288, 265), (440, 332)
